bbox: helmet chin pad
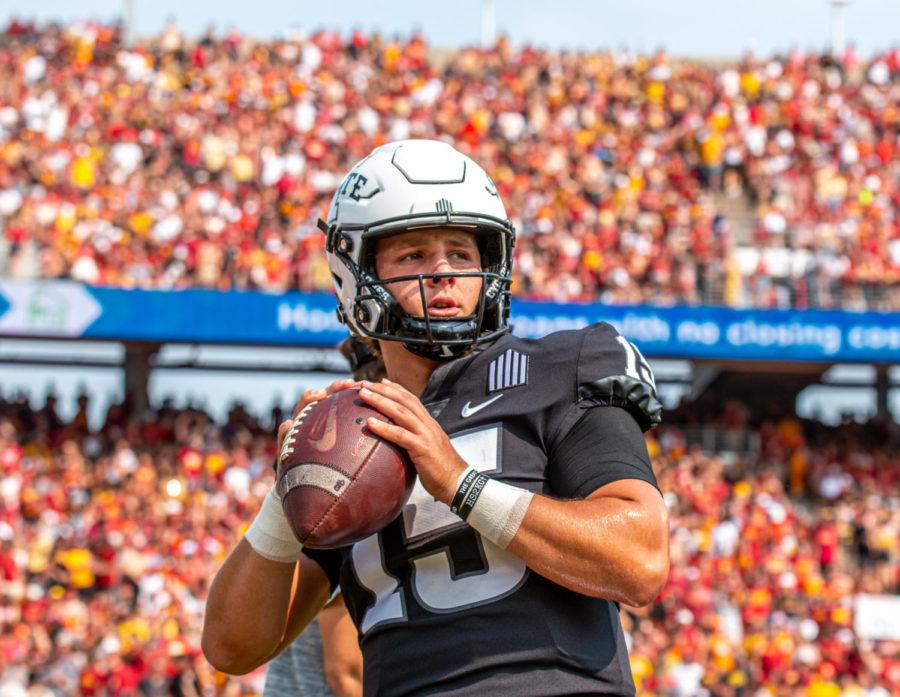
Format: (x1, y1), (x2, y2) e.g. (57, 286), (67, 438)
(396, 315), (486, 361)
(398, 316), (485, 360)
(403, 342), (476, 360)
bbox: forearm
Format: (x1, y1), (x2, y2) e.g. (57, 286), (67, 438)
(505, 492), (669, 606)
(202, 539), (304, 674)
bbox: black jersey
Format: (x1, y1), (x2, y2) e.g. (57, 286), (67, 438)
(304, 322), (662, 697)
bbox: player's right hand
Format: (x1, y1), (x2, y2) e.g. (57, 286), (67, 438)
(276, 379), (360, 453)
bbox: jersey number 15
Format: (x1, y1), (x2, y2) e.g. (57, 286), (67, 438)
(350, 425), (528, 633)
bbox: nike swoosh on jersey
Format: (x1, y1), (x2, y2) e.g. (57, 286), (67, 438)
(460, 393), (503, 418)
(308, 402), (338, 451)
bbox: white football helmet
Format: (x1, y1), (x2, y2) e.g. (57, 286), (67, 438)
(320, 140), (515, 360)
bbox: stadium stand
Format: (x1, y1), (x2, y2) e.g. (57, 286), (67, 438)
(0, 18), (897, 697)
(0, 21), (897, 309)
(0, 391), (897, 695)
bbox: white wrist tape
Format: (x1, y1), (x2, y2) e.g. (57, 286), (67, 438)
(453, 469), (534, 549)
(244, 487), (303, 563)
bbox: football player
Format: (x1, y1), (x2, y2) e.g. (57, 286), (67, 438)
(203, 140), (669, 696)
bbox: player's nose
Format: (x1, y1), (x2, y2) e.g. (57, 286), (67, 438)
(427, 257), (456, 285)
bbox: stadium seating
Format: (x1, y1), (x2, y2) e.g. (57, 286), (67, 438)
(0, 19), (897, 695)
(0, 21), (896, 309)
(0, 390), (896, 695)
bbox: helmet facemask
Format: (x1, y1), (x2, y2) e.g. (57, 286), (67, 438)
(327, 219), (514, 360)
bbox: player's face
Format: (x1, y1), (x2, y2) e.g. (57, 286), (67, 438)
(375, 229), (483, 319)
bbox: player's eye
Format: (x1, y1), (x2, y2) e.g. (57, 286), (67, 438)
(448, 249), (481, 268)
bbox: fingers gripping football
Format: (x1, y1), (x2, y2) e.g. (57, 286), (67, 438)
(358, 379), (468, 504)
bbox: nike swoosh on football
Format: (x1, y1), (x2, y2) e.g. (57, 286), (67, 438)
(460, 393), (504, 418)
(308, 403), (338, 452)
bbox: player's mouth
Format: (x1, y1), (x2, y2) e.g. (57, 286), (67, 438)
(426, 297), (460, 317)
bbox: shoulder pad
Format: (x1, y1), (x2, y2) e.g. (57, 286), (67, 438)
(576, 323), (662, 431)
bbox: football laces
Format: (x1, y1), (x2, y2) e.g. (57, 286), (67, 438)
(278, 400), (318, 464)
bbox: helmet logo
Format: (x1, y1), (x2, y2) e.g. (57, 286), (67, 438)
(435, 199), (453, 213)
(340, 172), (381, 201)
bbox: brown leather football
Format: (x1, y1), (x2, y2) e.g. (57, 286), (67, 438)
(276, 388), (416, 549)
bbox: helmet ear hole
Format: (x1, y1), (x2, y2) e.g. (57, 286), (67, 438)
(337, 235), (353, 254)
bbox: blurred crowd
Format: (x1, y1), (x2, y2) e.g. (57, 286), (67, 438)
(0, 387), (896, 696)
(0, 390), (280, 696)
(0, 20), (897, 309)
(632, 410), (899, 696)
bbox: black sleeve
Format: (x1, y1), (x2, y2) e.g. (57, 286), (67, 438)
(300, 547), (343, 593)
(576, 322), (663, 432)
(548, 406), (659, 499)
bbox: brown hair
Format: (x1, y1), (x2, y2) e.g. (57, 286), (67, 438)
(338, 336), (386, 382)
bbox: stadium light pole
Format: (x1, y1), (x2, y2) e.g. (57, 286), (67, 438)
(829, 0), (851, 58)
(481, 0), (496, 47)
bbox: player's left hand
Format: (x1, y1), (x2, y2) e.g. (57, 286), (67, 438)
(357, 379), (467, 504)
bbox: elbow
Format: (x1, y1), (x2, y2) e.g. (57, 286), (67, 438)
(623, 513), (670, 607)
(201, 638), (252, 676)
(582, 550), (669, 606)
(201, 628), (273, 676)
(628, 565), (669, 607)
(624, 554), (669, 607)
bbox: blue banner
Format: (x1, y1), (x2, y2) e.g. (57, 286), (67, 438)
(0, 280), (897, 363)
